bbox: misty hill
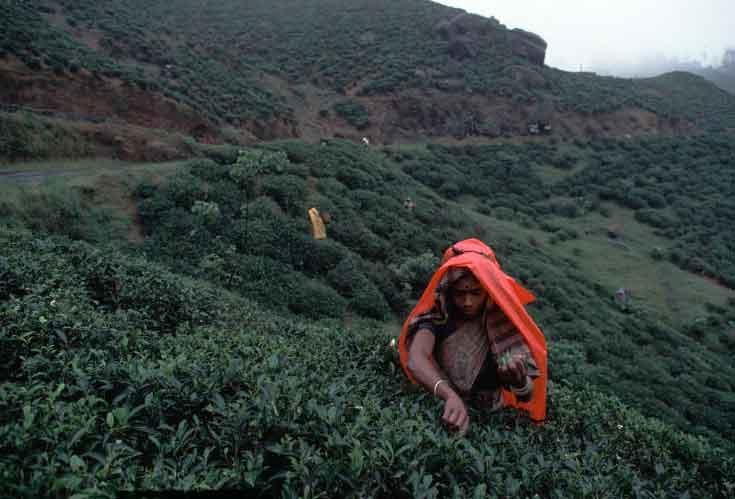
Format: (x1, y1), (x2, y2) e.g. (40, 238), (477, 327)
(593, 50), (735, 97)
(698, 64), (735, 96)
(3, 0), (735, 161)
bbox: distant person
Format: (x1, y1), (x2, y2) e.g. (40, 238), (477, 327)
(398, 239), (547, 435)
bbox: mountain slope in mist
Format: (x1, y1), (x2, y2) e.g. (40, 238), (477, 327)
(2, 0), (735, 161)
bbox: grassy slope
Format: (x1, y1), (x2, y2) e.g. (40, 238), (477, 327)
(0, 159), (186, 246)
(4, 138), (734, 449)
(10, 143), (733, 309)
(456, 196), (733, 325)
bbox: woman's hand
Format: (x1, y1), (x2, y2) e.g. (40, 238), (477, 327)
(498, 354), (528, 388)
(407, 330), (470, 436)
(442, 392), (469, 436)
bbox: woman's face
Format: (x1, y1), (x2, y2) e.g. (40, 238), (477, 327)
(451, 274), (487, 319)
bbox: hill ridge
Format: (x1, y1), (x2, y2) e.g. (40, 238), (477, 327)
(2, 0), (735, 161)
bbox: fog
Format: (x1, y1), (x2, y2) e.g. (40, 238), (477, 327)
(436, 0), (734, 77)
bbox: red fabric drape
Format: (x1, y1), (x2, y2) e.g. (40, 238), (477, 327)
(398, 239), (548, 422)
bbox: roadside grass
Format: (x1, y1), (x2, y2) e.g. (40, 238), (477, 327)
(0, 159), (188, 244)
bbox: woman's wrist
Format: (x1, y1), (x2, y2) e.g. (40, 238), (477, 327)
(433, 378), (448, 397)
(435, 380), (458, 401)
(510, 376), (533, 398)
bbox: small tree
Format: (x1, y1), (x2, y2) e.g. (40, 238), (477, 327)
(230, 149), (290, 239)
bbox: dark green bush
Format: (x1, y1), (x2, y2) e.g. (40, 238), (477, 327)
(0, 228), (732, 497)
(333, 100), (370, 129)
(126, 138), (735, 445)
(287, 277), (347, 318)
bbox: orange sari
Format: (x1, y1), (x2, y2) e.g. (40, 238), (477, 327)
(398, 239), (548, 423)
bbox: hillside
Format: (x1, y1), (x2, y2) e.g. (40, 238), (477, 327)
(2, 1), (735, 496)
(3, 137), (735, 444)
(2, 139), (735, 496)
(698, 65), (735, 96)
(2, 0), (735, 163)
(1, 226), (733, 497)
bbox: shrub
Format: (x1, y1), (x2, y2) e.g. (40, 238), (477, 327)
(1, 248), (732, 498)
(188, 158), (228, 182)
(260, 174), (307, 215)
(287, 277), (347, 318)
(0, 257), (24, 301)
(635, 209), (677, 229)
(333, 100), (370, 129)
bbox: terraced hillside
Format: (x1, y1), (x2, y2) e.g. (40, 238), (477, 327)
(4, 137), (734, 447)
(3, 135), (735, 496)
(2, 0), (735, 159)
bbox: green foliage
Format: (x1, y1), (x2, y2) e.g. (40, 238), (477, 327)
(0, 183), (126, 243)
(136, 141), (468, 319)
(333, 100), (370, 130)
(128, 138), (735, 445)
(7, 1), (734, 131)
(390, 251), (441, 302)
(554, 135), (735, 287)
(0, 112), (93, 161)
(1, 227), (733, 497)
(7, 136), (735, 445)
(287, 277), (347, 319)
(0, 1), (124, 79)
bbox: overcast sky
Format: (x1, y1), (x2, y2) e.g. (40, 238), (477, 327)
(435, 0), (734, 76)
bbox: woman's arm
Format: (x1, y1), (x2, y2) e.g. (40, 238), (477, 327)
(408, 330), (469, 435)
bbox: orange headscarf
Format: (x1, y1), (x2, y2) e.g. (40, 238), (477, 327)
(398, 238), (548, 422)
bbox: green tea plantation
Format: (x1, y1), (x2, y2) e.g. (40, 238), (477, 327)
(1, 228), (733, 498)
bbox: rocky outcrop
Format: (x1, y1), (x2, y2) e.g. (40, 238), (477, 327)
(434, 13), (498, 61)
(434, 13), (499, 40)
(434, 13), (547, 66)
(508, 29), (547, 66)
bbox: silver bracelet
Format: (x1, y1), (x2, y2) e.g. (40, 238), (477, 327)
(433, 378), (448, 397)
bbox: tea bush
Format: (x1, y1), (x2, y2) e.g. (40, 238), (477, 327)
(1, 228), (733, 497)
(5, 136), (735, 459)
(126, 140), (731, 443)
(333, 101), (370, 130)
(136, 143), (468, 320)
